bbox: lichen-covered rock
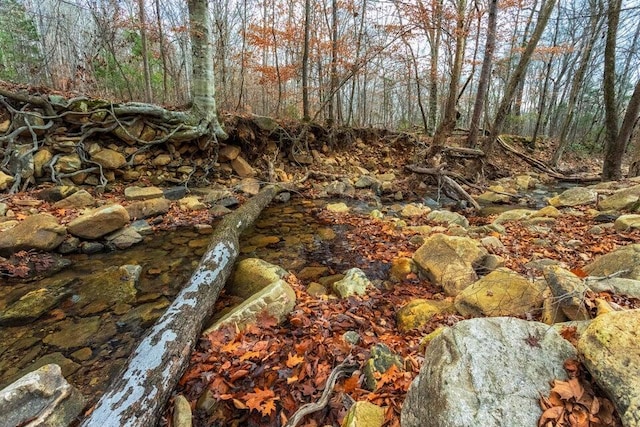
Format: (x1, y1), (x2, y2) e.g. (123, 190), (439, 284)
(91, 148), (126, 169)
(0, 364), (86, 427)
(584, 244), (640, 280)
(0, 213), (66, 255)
(597, 184), (640, 211)
(125, 198), (170, 220)
(229, 258), (288, 298)
(0, 278), (73, 326)
(614, 214), (640, 231)
(578, 310), (640, 427)
(396, 299), (455, 331)
(0, 170), (15, 191)
(203, 279), (296, 333)
(454, 268), (544, 317)
(341, 401), (385, 427)
(53, 189), (95, 209)
(124, 185), (164, 201)
(332, 268), (372, 298)
(492, 209), (536, 224)
(426, 210), (469, 228)
(543, 266), (591, 320)
(548, 187), (597, 207)
(401, 317), (576, 427)
(362, 343), (404, 391)
(67, 204), (129, 239)
(412, 234), (487, 296)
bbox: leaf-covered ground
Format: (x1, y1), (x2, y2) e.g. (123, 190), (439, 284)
(164, 207), (640, 427)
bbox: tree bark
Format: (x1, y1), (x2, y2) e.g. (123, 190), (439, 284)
(467, 0), (498, 148)
(483, 0), (556, 154)
(601, 0), (623, 180)
(302, 0), (311, 121)
(80, 185), (280, 427)
(188, 0), (227, 140)
(430, 0), (467, 153)
(138, 0), (153, 103)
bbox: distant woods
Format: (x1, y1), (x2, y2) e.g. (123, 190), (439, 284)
(1, 0), (640, 170)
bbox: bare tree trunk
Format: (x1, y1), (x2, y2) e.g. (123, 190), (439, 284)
(154, 0), (169, 104)
(427, 0), (443, 135)
(602, 0), (622, 180)
(551, 0), (602, 166)
(188, 0), (227, 139)
(467, 0), (498, 148)
(79, 185), (279, 427)
(484, 0), (556, 154)
(302, 0), (311, 121)
(429, 0), (468, 156)
(138, 0), (153, 103)
(327, 0), (339, 127)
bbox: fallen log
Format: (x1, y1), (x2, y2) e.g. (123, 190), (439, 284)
(80, 184), (280, 427)
(496, 136), (601, 182)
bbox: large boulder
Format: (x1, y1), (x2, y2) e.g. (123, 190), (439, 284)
(578, 309), (640, 427)
(0, 364), (86, 427)
(228, 258), (288, 299)
(91, 148), (126, 169)
(401, 317), (576, 427)
(426, 210), (469, 228)
(586, 277), (640, 299)
(548, 187), (597, 207)
(125, 198), (170, 220)
(67, 204), (130, 239)
(454, 268), (544, 317)
(332, 268), (372, 298)
(583, 244), (640, 280)
(597, 184), (640, 211)
(0, 213), (66, 255)
(413, 234), (488, 296)
(614, 214), (640, 231)
(396, 299), (455, 331)
(203, 279), (296, 333)
(542, 266), (591, 320)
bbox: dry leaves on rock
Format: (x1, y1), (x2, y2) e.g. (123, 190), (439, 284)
(539, 359), (620, 427)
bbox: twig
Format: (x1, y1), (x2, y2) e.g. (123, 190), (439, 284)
(284, 356), (358, 427)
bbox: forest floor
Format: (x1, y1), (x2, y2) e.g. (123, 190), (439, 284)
(1, 109), (635, 427)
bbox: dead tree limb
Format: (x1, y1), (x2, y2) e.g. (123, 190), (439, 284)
(80, 185), (280, 427)
(405, 164), (481, 210)
(496, 136), (601, 182)
(284, 356), (358, 427)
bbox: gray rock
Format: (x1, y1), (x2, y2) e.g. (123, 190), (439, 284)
(413, 234), (487, 296)
(52, 189), (95, 209)
(0, 364), (86, 427)
(332, 268), (372, 298)
(0, 213), (66, 256)
(362, 343), (404, 390)
(426, 210), (469, 228)
(67, 204), (129, 239)
(578, 310), (640, 427)
(125, 198), (170, 220)
(274, 192), (291, 203)
(543, 266), (591, 320)
(401, 317), (576, 427)
(354, 175), (379, 189)
(614, 214), (640, 231)
(106, 227), (143, 250)
(163, 186), (188, 200)
(586, 277), (640, 299)
(129, 219), (153, 236)
(79, 241), (104, 254)
(203, 279), (296, 333)
(548, 187), (597, 207)
(584, 244), (640, 280)
(124, 185), (164, 201)
(229, 258), (288, 298)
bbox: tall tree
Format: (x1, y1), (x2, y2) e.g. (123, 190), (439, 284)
(188, 0), (227, 140)
(483, 0), (556, 153)
(138, 0), (153, 103)
(467, 0), (498, 148)
(429, 0), (468, 157)
(302, 0), (311, 121)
